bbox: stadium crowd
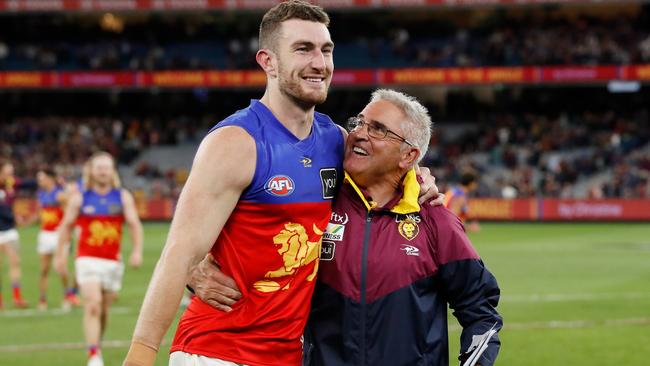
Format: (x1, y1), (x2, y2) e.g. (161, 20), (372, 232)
(1, 5), (650, 70)
(2, 102), (648, 200)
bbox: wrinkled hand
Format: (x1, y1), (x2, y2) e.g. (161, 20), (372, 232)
(415, 166), (445, 206)
(129, 251), (143, 269)
(188, 253), (242, 312)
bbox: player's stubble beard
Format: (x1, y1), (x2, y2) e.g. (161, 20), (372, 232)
(277, 58), (331, 110)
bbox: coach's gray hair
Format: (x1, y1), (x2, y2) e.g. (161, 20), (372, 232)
(370, 89), (432, 164)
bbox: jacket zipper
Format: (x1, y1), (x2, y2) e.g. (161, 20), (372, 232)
(360, 211), (373, 366)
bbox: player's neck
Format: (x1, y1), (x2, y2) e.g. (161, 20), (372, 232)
(260, 91), (315, 140)
(92, 183), (112, 195)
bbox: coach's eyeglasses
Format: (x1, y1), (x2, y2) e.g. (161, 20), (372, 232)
(347, 116), (413, 146)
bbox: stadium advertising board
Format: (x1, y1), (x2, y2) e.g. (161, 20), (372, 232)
(469, 198), (650, 221)
(3, 65), (649, 89)
(0, 0), (604, 11)
(13, 198), (650, 221)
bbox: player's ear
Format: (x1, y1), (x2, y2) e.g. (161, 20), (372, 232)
(256, 49), (278, 78)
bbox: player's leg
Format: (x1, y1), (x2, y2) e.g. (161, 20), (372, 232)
(80, 281), (104, 366)
(38, 252), (52, 310)
(76, 257), (106, 366)
(56, 239), (80, 309)
(100, 290), (118, 337)
(99, 258), (124, 337)
(5, 231), (27, 308)
(0, 241), (5, 309)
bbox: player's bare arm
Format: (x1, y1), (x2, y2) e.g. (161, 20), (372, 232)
(54, 191), (82, 274)
(121, 189), (144, 268)
(124, 126), (255, 366)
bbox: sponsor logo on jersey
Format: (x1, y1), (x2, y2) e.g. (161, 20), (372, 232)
(320, 241), (336, 261)
(320, 168), (338, 199)
(330, 211), (349, 225)
(323, 222), (345, 241)
(265, 175), (295, 196)
(400, 244), (420, 256)
(398, 217), (419, 241)
(82, 205), (96, 214)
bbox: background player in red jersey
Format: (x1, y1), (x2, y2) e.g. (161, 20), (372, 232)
(444, 171), (480, 232)
(0, 159), (29, 309)
(55, 152), (143, 366)
(22, 168), (81, 311)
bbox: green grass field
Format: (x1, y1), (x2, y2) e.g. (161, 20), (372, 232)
(1, 222), (649, 365)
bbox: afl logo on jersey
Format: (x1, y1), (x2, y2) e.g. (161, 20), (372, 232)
(265, 175), (295, 196)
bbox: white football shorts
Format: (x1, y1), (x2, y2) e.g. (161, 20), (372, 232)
(75, 257), (124, 292)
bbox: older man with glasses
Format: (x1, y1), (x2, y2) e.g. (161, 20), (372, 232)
(303, 89), (502, 366)
(190, 88), (503, 366)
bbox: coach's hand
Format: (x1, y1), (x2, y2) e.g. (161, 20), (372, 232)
(416, 166), (445, 206)
(188, 253), (242, 312)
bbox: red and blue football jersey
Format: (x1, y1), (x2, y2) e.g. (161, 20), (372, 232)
(76, 188), (124, 261)
(171, 100), (344, 366)
(38, 187), (64, 232)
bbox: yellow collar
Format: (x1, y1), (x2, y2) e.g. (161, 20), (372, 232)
(344, 169), (421, 214)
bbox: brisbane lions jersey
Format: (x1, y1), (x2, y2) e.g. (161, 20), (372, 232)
(76, 188), (124, 261)
(171, 100), (344, 366)
(38, 187), (64, 232)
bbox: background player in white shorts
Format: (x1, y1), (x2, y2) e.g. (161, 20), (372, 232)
(23, 168), (81, 310)
(0, 159), (29, 309)
(55, 152), (143, 366)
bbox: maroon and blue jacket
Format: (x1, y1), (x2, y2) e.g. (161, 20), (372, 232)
(305, 169), (502, 366)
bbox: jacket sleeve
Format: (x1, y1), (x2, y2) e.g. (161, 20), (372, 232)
(432, 207), (502, 366)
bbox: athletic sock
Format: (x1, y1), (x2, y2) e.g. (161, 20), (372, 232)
(88, 344), (99, 358)
(12, 282), (23, 301)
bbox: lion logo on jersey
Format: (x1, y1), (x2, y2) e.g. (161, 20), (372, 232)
(41, 209), (60, 227)
(398, 218), (419, 241)
(253, 222), (323, 293)
(87, 220), (120, 247)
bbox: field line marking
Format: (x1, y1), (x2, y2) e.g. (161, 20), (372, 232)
(2, 318), (649, 352)
(448, 317), (650, 332)
(0, 339), (171, 353)
(0, 306), (131, 318)
(503, 292), (650, 303)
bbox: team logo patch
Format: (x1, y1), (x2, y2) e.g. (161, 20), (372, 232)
(398, 218), (419, 241)
(265, 175), (295, 196)
(252, 223), (322, 293)
(108, 204), (122, 214)
(320, 168), (338, 199)
(323, 223), (345, 241)
(300, 157), (312, 168)
(320, 241), (336, 261)
(82, 205), (96, 214)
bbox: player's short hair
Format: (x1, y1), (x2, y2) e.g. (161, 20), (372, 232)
(369, 89), (433, 165)
(460, 172), (477, 186)
(39, 168), (57, 178)
(259, 0), (330, 52)
(84, 151), (121, 189)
